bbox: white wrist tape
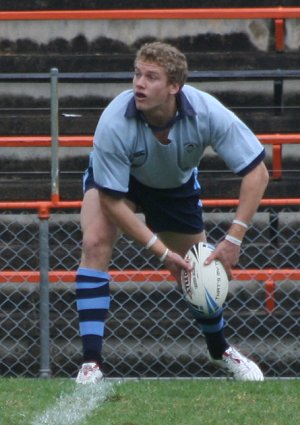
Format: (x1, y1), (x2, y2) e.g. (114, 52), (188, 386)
(159, 248), (169, 262)
(225, 234), (242, 246)
(145, 234), (158, 249)
(232, 219), (248, 230)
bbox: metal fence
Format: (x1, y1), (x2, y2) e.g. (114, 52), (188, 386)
(0, 202), (299, 379)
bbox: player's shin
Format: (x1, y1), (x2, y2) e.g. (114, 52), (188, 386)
(188, 304), (229, 359)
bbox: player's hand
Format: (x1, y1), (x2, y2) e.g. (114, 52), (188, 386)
(204, 239), (240, 280)
(163, 250), (193, 285)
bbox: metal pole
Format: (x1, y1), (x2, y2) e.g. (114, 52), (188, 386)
(39, 211), (51, 378)
(50, 68), (60, 202)
(274, 78), (283, 116)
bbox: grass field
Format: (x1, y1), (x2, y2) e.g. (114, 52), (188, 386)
(1, 378), (300, 425)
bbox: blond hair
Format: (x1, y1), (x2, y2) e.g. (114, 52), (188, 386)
(135, 41), (188, 87)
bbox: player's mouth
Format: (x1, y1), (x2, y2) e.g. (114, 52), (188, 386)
(135, 92), (147, 100)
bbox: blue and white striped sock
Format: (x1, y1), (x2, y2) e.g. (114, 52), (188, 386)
(76, 267), (111, 364)
(188, 304), (229, 359)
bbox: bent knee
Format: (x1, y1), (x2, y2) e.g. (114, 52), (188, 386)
(82, 230), (112, 254)
(81, 223), (118, 266)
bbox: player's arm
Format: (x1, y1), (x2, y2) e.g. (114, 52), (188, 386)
(233, 160), (269, 228)
(205, 161), (269, 278)
(100, 191), (192, 282)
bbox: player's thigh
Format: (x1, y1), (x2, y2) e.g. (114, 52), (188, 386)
(80, 188), (120, 266)
(81, 188), (116, 237)
(80, 189), (137, 262)
(158, 230), (206, 257)
(81, 188), (136, 231)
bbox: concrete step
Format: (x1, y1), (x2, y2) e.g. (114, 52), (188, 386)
(1, 106), (299, 135)
(1, 51), (300, 73)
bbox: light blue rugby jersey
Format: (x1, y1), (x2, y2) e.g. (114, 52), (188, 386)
(93, 84), (265, 194)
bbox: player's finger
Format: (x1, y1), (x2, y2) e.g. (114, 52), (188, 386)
(203, 252), (216, 265)
(225, 267), (233, 280)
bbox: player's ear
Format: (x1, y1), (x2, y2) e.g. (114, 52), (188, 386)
(169, 83), (181, 95)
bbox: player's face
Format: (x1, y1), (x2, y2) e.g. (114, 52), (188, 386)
(133, 61), (179, 114)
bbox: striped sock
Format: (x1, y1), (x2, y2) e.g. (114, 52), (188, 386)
(76, 267), (111, 365)
(188, 304), (229, 359)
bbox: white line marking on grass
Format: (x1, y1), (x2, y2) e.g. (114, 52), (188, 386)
(31, 380), (115, 425)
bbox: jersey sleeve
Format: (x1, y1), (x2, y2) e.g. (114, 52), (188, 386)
(212, 119), (265, 174)
(207, 95), (265, 175)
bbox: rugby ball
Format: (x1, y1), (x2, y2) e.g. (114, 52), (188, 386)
(181, 242), (228, 315)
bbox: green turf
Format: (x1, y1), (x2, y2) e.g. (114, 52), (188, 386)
(0, 378), (299, 425)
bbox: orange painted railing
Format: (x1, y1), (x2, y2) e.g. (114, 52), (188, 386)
(1, 7), (300, 52)
(1, 133), (299, 180)
(0, 268), (299, 314)
(257, 133), (300, 180)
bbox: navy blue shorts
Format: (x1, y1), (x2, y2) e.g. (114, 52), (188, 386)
(83, 166), (204, 235)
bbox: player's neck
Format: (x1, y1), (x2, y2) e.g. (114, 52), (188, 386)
(142, 97), (177, 130)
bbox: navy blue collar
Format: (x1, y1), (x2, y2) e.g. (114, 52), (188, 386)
(125, 90), (196, 126)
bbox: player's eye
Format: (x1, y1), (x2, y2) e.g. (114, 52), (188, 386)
(147, 73), (160, 80)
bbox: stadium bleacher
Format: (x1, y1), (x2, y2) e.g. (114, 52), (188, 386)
(0, 2), (300, 201)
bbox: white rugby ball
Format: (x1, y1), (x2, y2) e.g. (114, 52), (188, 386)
(181, 242), (228, 315)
